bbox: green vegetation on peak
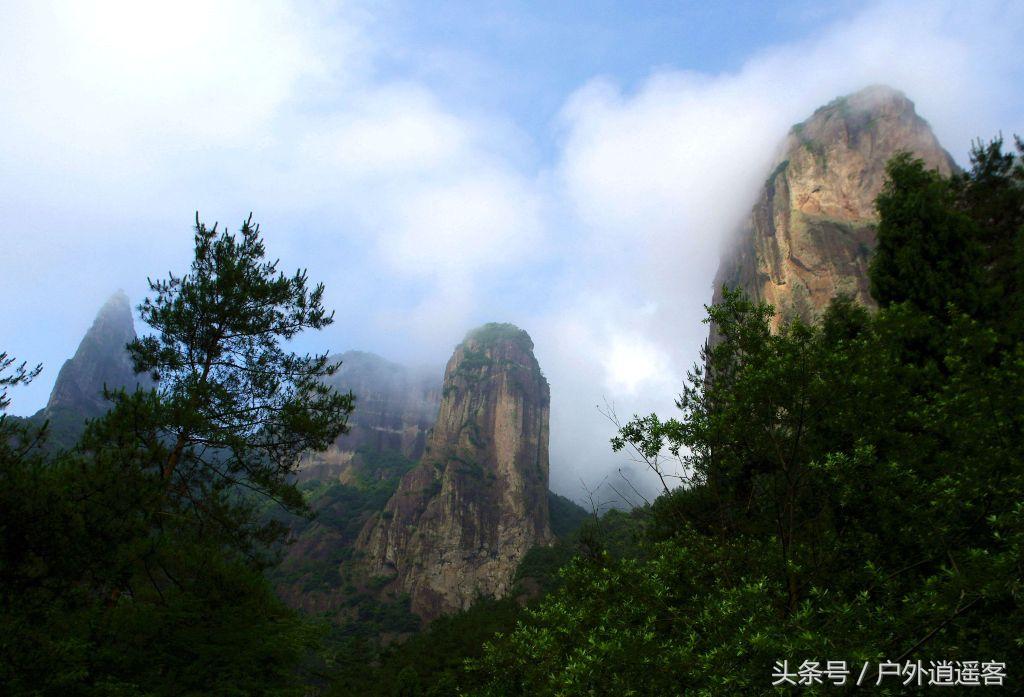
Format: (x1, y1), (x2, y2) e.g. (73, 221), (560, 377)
(795, 85), (911, 145)
(813, 84), (906, 117)
(547, 491), (590, 538)
(463, 322), (534, 352)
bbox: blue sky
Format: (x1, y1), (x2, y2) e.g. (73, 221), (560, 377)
(372, 2), (856, 141)
(1, 0), (1022, 498)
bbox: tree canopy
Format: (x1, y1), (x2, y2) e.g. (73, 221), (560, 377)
(3, 137), (1022, 695)
(472, 138), (1024, 694)
(1, 215), (354, 696)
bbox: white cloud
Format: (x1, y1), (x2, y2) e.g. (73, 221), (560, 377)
(602, 333), (673, 397)
(535, 0), (1024, 499)
(300, 86), (471, 176)
(2, 0), (1022, 502)
(384, 169), (543, 275)
(0, 1), (341, 159)
(560, 73), (774, 242)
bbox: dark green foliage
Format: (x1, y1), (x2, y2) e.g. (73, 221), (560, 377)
(515, 505), (645, 597)
(473, 138), (1024, 694)
(767, 159), (789, 186)
(266, 447), (419, 647)
(343, 593), (421, 634)
(278, 448), (415, 545)
(574, 507), (647, 561)
(318, 491), (621, 696)
(465, 323), (534, 352)
(455, 347), (495, 375)
(1, 390), (319, 696)
(27, 405), (94, 452)
(799, 133), (828, 171)
(421, 476), (443, 499)
(0, 353), (41, 412)
(128, 214), (354, 533)
(0, 357), (49, 452)
(462, 420), (487, 448)
(1, 215), (353, 695)
(871, 138), (1024, 334)
(870, 153), (984, 317)
(325, 598), (521, 697)
(547, 491), (589, 538)
(511, 544), (572, 592)
(266, 479), (377, 594)
(453, 454), (487, 480)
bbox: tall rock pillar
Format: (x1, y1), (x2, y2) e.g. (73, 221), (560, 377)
(359, 323), (553, 620)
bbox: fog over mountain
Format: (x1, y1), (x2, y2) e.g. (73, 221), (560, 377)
(2, 0), (1022, 500)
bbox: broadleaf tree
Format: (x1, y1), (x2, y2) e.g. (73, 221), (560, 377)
(470, 137), (1024, 695)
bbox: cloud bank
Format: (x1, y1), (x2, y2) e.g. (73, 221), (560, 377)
(1, 0), (1021, 501)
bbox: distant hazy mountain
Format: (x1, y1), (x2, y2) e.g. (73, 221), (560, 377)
(31, 290), (149, 447)
(295, 350), (441, 483)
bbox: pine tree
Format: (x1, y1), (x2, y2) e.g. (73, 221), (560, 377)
(126, 213), (355, 550)
(1, 215), (356, 695)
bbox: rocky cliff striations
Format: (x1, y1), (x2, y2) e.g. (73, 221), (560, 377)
(712, 85), (957, 337)
(358, 323), (554, 620)
(296, 351), (441, 484)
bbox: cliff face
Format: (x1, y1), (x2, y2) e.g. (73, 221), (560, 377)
(712, 85), (957, 335)
(358, 323), (554, 620)
(296, 351), (441, 484)
(39, 290), (147, 428)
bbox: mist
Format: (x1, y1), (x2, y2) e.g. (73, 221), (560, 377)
(1, 0), (1021, 501)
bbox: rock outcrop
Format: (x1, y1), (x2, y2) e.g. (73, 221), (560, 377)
(296, 351), (441, 483)
(35, 291), (148, 445)
(358, 323), (554, 620)
(44, 290), (142, 415)
(712, 85), (957, 336)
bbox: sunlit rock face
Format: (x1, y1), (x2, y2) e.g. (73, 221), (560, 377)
(296, 350), (441, 484)
(712, 85), (957, 338)
(358, 323), (554, 620)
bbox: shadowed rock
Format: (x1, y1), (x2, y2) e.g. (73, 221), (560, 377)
(34, 290), (149, 445)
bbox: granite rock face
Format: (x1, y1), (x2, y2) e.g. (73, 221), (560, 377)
(712, 85), (957, 337)
(296, 351), (441, 484)
(358, 323), (554, 620)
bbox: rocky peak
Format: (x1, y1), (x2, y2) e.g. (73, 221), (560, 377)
(44, 290), (145, 418)
(358, 322), (553, 620)
(712, 85), (957, 336)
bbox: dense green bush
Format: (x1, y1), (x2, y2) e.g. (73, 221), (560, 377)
(471, 139), (1024, 694)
